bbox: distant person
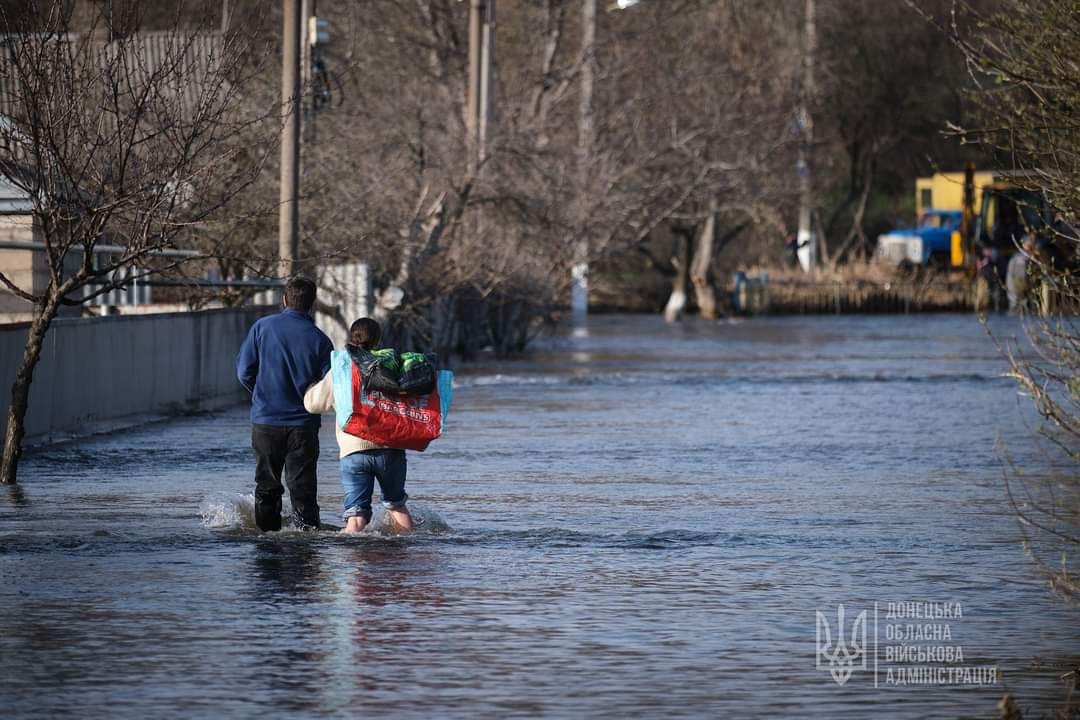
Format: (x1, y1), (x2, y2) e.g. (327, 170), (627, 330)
(1006, 235), (1035, 312)
(784, 234), (798, 267)
(304, 318), (414, 534)
(236, 276), (333, 532)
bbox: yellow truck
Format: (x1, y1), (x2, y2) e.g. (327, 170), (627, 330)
(914, 170), (995, 218)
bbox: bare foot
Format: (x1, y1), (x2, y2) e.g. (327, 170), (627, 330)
(341, 516), (368, 534)
(386, 507), (414, 533)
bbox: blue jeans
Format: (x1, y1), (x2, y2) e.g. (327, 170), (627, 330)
(340, 449), (408, 522)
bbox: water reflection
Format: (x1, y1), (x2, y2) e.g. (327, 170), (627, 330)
(2, 483), (28, 508)
(325, 540), (454, 697)
(247, 538), (335, 715)
(344, 541), (448, 613)
(250, 538), (327, 601)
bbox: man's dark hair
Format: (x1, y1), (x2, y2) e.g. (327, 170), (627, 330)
(349, 317), (381, 349)
(283, 276), (317, 313)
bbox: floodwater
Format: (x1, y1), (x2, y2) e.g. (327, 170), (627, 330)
(1, 314), (1077, 719)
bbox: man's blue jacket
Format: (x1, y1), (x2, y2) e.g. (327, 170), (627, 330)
(236, 309), (333, 427)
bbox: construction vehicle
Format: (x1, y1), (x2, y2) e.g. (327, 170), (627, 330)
(875, 165), (1075, 311)
(877, 166), (1052, 271)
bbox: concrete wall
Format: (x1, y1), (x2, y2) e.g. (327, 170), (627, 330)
(0, 307), (271, 443)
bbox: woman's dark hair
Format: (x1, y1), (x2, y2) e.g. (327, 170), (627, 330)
(349, 317), (381, 349)
(283, 276), (317, 313)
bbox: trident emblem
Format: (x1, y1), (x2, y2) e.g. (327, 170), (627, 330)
(816, 604), (868, 686)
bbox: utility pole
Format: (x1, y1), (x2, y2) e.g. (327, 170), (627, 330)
(466, 0), (483, 178)
(478, 0), (495, 169)
(279, 0), (302, 279)
(301, 0), (311, 137)
(466, 0), (495, 175)
(301, 0), (324, 144)
(796, 0), (816, 274)
(572, 0), (596, 326)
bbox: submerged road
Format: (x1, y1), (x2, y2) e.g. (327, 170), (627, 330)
(1, 314), (1077, 718)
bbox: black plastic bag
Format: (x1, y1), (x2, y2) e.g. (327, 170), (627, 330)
(398, 352), (438, 396)
(346, 347), (439, 397)
(346, 345), (402, 395)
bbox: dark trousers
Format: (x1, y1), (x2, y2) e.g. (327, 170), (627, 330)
(251, 424), (321, 531)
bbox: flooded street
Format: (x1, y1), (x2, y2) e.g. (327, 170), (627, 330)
(1, 314), (1077, 718)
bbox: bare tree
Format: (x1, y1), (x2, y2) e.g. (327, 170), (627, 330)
(0, 0), (273, 484)
(595, 0), (798, 320)
(250, 1), (799, 349)
(811, 0), (981, 268)
(924, 0), (1080, 601)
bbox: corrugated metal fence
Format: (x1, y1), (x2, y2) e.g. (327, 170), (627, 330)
(0, 307), (269, 444)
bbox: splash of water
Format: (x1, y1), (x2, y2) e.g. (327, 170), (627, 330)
(353, 503), (452, 536)
(199, 493), (451, 535)
(199, 493), (258, 530)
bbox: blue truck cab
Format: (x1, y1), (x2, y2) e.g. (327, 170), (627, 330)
(875, 209), (962, 266)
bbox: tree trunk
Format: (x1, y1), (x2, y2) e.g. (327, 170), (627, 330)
(814, 208), (832, 267)
(690, 201), (718, 320)
(664, 229), (691, 323)
(1, 293), (61, 485)
(430, 293), (460, 361)
(572, 0), (597, 324)
(490, 297), (524, 358)
(828, 158), (874, 270)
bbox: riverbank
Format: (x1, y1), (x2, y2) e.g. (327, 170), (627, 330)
(738, 265), (974, 314)
(592, 263), (975, 315)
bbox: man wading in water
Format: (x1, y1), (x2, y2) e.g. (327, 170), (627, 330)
(236, 277), (333, 531)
